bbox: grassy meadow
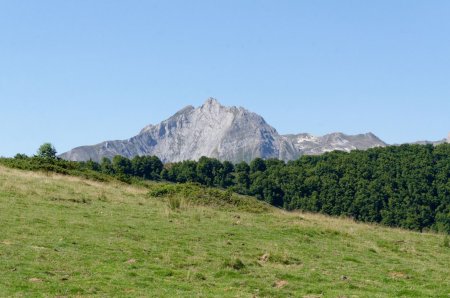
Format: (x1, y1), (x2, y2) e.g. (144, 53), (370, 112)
(0, 165), (449, 297)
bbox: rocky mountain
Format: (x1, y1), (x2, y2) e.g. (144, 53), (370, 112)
(60, 98), (386, 163)
(283, 132), (386, 155)
(60, 98), (298, 163)
(409, 139), (448, 146)
(394, 132), (449, 146)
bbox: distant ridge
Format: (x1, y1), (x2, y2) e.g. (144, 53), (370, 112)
(283, 132), (386, 155)
(407, 132), (449, 146)
(410, 139), (447, 146)
(60, 98), (386, 162)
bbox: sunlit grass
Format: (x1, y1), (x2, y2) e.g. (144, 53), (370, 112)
(0, 166), (449, 297)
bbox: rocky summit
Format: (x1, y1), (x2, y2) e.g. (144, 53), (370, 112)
(60, 98), (386, 162)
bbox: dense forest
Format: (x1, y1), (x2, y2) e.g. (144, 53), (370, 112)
(2, 143), (449, 233)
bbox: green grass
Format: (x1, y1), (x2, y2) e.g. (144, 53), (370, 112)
(0, 166), (449, 297)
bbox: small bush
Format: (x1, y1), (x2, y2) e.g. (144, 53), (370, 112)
(98, 193), (109, 202)
(149, 185), (177, 197)
(116, 174), (132, 184)
(443, 235), (449, 248)
(269, 253), (302, 265)
(167, 196), (181, 211)
(194, 272), (206, 281)
(223, 258), (246, 270)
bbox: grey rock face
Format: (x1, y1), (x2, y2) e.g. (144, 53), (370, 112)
(398, 132), (449, 146)
(60, 98), (387, 163)
(60, 98), (298, 163)
(283, 132), (386, 155)
(409, 139), (447, 146)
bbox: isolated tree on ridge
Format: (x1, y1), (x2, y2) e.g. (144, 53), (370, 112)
(37, 143), (57, 159)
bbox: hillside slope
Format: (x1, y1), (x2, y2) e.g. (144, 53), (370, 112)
(0, 166), (449, 297)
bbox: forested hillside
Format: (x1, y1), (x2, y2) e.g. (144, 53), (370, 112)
(2, 143), (449, 233)
(163, 144), (450, 233)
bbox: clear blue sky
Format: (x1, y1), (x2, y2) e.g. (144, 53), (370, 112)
(1, 1), (449, 157)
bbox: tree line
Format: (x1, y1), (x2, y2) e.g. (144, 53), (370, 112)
(3, 143), (449, 233)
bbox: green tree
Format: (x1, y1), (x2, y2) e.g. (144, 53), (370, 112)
(85, 159), (101, 171)
(220, 161), (235, 188)
(112, 155), (133, 176)
(233, 161), (250, 194)
(100, 157), (114, 174)
(131, 155), (163, 180)
(37, 143), (57, 159)
(250, 158), (266, 174)
(196, 156), (223, 186)
(166, 161), (198, 183)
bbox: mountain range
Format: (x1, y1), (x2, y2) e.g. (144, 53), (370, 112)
(60, 98), (388, 163)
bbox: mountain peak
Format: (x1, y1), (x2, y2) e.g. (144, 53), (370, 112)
(203, 97), (220, 106)
(173, 105), (195, 117)
(60, 99), (387, 163)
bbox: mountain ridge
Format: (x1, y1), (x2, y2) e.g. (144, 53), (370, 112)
(284, 131), (386, 155)
(60, 98), (386, 162)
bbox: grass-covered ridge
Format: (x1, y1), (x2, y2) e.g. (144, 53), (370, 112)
(3, 142), (450, 233)
(147, 183), (270, 213)
(0, 165), (449, 297)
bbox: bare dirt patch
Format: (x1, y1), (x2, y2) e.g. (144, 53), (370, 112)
(274, 280), (288, 288)
(389, 271), (409, 279)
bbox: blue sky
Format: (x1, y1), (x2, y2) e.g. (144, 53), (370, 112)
(1, 1), (449, 157)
